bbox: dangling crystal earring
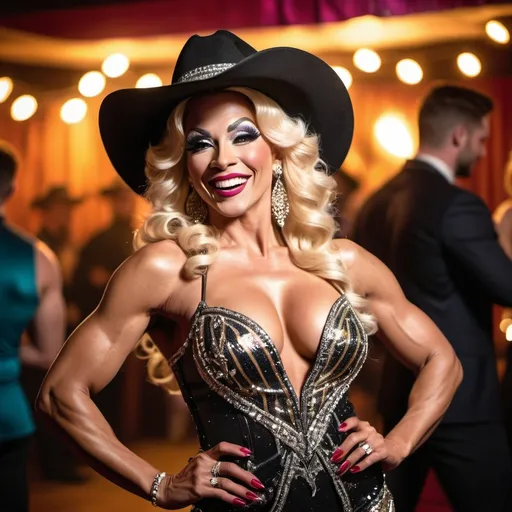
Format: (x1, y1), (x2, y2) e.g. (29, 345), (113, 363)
(271, 164), (289, 228)
(185, 187), (207, 224)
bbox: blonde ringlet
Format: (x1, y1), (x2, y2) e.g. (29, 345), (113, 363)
(134, 87), (376, 392)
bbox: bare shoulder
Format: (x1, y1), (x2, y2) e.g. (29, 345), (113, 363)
(128, 239), (185, 276)
(500, 206), (512, 228)
(103, 240), (187, 311)
(331, 238), (375, 272)
(330, 238), (394, 297)
(34, 240), (62, 291)
(117, 239), (185, 287)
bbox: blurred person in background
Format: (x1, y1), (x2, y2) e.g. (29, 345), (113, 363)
(494, 150), (512, 453)
(31, 185), (83, 284)
(333, 168), (360, 238)
(352, 85), (512, 511)
(0, 142), (66, 510)
(26, 185), (85, 483)
(70, 181), (135, 324)
(68, 180), (136, 437)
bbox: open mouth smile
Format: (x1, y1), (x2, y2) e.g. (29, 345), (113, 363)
(208, 173), (251, 197)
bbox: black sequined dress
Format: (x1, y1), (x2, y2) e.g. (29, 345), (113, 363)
(170, 272), (394, 511)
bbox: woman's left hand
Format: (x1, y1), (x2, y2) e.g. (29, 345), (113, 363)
(330, 416), (407, 475)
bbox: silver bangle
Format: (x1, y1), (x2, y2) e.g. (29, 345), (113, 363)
(150, 471), (167, 507)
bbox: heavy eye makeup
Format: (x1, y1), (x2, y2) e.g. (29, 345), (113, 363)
(185, 120), (261, 153)
(185, 130), (214, 153)
(231, 121), (261, 145)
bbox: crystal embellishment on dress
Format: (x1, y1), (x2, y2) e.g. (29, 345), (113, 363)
(170, 280), (395, 511)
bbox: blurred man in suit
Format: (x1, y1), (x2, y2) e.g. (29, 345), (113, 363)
(352, 85), (512, 511)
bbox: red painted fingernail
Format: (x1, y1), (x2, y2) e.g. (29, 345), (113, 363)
(338, 422), (348, 431)
(233, 498), (247, 507)
(350, 465), (361, 473)
(246, 491), (260, 501)
(251, 478), (265, 489)
(337, 460), (351, 475)
(240, 447), (252, 456)
(330, 448), (344, 462)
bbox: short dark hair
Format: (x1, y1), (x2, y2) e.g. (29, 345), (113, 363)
(418, 85), (493, 148)
(0, 142), (18, 200)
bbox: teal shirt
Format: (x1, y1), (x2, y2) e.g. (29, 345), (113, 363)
(0, 218), (38, 442)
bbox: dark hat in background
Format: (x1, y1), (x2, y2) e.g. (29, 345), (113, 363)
(31, 186), (84, 209)
(99, 180), (133, 197)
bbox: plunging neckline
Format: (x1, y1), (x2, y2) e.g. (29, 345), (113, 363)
(193, 294), (347, 418)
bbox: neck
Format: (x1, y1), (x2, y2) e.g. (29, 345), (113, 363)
(0, 205), (5, 218)
(417, 147), (456, 176)
(208, 191), (280, 257)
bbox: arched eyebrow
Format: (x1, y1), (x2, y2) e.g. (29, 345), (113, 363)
(188, 117), (255, 138)
(187, 127), (211, 138)
(227, 117), (255, 132)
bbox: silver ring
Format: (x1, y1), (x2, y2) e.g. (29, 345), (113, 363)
(211, 461), (221, 478)
(210, 477), (219, 488)
(359, 442), (373, 456)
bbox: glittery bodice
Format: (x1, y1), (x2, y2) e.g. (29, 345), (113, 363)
(170, 274), (393, 512)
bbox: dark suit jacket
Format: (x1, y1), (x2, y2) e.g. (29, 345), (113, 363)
(352, 159), (512, 424)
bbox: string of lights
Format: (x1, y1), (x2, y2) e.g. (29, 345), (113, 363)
(0, 19), (509, 134)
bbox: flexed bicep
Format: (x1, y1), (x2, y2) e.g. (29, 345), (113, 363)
(40, 241), (182, 397)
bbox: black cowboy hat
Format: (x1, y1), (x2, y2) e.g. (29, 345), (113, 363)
(31, 186), (84, 209)
(99, 30), (354, 195)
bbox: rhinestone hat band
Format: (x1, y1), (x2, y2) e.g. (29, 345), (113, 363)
(176, 63), (236, 83)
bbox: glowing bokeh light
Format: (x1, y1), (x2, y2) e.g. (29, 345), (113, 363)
(11, 95), (38, 121)
(374, 115), (414, 159)
(353, 49), (381, 73)
(78, 71), (106, 97)
(485, 20), (510, 44)
(136, 73), (163, 88)
(0, 77), (13, 103)
(332, 66), (353, 89)
(457, 52), (481, 77)
(499, 318), (512, 333)
(396, 59), (423, 85)
(102, 53), (130, 78)
(60, 98), (88, 124)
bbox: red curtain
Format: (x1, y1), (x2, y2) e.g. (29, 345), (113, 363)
(0, 0), (508, 39)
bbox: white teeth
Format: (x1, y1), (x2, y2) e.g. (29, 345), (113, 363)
(212, 177), (248, 189)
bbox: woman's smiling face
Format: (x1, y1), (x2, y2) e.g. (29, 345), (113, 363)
(184, 91), (275, 220)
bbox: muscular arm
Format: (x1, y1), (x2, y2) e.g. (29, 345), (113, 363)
(340, 240), (462, 460)
(20, 242), (66, 369)
(36, 241), (183, 501)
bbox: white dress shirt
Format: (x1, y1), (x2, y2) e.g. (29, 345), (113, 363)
(416, 153), (455, 184)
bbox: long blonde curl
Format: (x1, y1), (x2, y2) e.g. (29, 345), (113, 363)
(134, 87), (376, 392)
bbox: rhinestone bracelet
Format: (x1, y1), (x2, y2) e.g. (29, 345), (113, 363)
(150, 471), (167, 507)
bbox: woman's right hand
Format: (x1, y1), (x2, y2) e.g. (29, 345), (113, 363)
(157, 442), (265, 509)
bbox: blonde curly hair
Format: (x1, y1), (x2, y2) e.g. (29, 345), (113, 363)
(134, 87), (376, 393)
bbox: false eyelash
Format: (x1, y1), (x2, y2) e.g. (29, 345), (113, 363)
(233, 126), (261, 143)
(185, 136), (213, 152)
